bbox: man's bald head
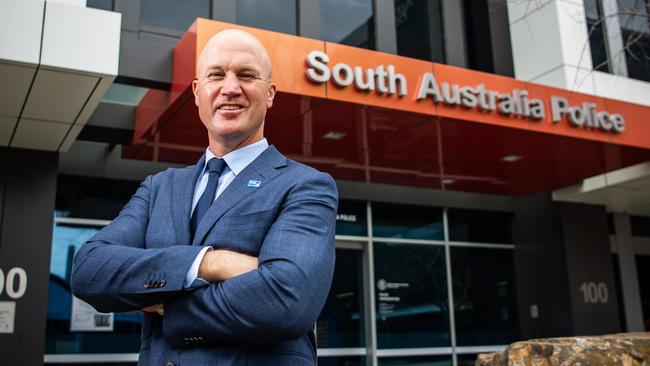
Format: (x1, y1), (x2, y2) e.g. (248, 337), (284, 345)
(191, 28), (277, 156)
(197, 29), (273, 81)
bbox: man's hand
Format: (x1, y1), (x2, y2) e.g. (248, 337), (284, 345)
(198, 249), (258, 283)
(140, 250), (256, 315)
(142, 304), (164, 316)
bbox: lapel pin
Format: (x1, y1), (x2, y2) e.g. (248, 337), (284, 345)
(247, 180), (261, 188)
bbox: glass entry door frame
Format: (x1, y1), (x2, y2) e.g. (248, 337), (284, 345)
(610, 213), (650, 332)
(317, 238), (372, 362)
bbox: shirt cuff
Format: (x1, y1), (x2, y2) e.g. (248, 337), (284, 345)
(184, 246), (212, 288)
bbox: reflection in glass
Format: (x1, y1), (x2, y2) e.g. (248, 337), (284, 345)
(617, 0), (650, 82)
(378, 355), (452, 365)
(451, 247), (519, 346)
(375, 243), (450, 348)
(140, 0), (210, 33)
(336, 200), (368, 236)
(448, 209), (512, 244)
(394, 0), (445, 62)
(372, 203), (444, 240)
(584, 0), (611, 72)
(319, 356), (365, 366)
(320, 0), (375, 49)
(46, 224), (143, 354)
(318, 248), (365, 347)
(49, 224), (99, 281)
(236, 0), (297, 35)
(102, 83), (149, 106)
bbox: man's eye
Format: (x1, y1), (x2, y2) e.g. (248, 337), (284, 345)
(238, 73), (255, 80)
(208, 72), (225, 80)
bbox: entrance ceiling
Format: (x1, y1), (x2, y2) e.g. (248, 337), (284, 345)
(124, 90), (650, 196)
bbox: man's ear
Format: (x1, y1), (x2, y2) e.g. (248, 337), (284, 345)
(192, 79), (200, 106)
(267, 83), (277, 109)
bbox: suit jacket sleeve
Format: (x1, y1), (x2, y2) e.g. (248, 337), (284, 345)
(162, 170), (338, 346)
(70, 174), (206, 313)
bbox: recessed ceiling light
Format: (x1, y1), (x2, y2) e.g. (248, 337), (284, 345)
(501, 154), (523, 162)
(322, 131), (347, 140)
(442, 178), (456, 185)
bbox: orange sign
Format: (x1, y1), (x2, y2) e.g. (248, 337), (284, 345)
(161, 18), (650, 150)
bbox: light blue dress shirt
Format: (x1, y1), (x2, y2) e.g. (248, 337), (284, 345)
(184, 138), (269, 287)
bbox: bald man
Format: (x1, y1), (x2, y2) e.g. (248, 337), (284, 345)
(71, 29), (338, 366)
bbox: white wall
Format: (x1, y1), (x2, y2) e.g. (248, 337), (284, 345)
(507, 0), (650, 107)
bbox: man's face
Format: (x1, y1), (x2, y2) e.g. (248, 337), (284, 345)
(193, 32), (276, 151)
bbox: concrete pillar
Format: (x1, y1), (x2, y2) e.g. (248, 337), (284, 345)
(559, 203), (621, 334)
(0, 148), (58, 365)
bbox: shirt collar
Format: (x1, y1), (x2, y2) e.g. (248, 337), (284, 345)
(203, 138), (269, 176)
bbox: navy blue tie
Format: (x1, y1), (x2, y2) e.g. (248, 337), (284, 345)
(190, 158), (227, 238)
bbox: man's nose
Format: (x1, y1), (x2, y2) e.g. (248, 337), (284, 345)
(219, 73), (242, 97)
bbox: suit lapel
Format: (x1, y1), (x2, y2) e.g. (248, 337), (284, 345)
(172, 154), (205, 245)
(192, 146), (287, 246)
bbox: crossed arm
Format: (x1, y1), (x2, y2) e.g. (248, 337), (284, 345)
(70, 171), (337, 345)
(141, 249), (258, 315)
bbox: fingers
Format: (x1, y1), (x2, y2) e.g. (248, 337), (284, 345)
(142, 304), (164, 316)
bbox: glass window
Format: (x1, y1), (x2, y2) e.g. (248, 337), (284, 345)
(372, 203), (444, 240)
(46, 223), (143, 354)
(463, 0), (494, 73)
(336, 200), (367, 236)
(318, 247), (365, 348)
(451, 247), (519, 346)
(319, 357), (366, 366)
(378, 355), (452, 365)
(320, 0), (375, 49)
(102, 83), (149, 106)
(140, 0), (210, 33)
(56, 175), (140, 220)
(448, 209), (512, 244)
(630, 215), (650, 237)
(584, 0), (611, 72)
(374, 243), (450, 348)
(394, 0), (445, 62)
(236, 0), (297, 35)
(618, 0), (650, 82)
(87, 0), (112, 11)
(635, 255), (650, 331)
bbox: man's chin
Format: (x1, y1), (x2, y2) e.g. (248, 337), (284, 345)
(208, 130), (248, 147)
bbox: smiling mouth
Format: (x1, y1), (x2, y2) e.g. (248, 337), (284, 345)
(217, 104), (244, 111)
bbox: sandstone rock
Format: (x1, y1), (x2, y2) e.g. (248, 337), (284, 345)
(476, 333), (650, 366)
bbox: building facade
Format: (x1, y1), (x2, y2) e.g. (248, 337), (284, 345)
(0, 0), (649, 365)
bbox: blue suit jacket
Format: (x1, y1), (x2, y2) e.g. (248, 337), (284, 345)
(70, 146), (338, 365)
